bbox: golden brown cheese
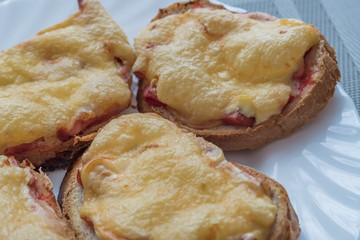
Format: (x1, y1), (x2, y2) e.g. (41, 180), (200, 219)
(134, 8), (320, 126)
(0, 0), (136, 152)
(0, 156), (69, 240)
(79, 113), (277, 240)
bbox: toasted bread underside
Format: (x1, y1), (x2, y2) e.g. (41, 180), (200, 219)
(59, 157), (300, 240)
(136, 0), (341, 150)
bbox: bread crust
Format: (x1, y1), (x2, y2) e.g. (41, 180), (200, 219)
(59, 155), (300, 240)
(231, 163), (300, 240)
(59, 158), (98, 240)
(152, 0), (226, 20)
(136, 0), (341, 150)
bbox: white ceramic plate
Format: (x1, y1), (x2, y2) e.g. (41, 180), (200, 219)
(1, 0), (359, 239)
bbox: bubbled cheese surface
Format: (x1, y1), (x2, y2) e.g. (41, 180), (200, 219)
(134, 8), (320, 126)
(79, 113), (277, 240)
(0, 156), (69, 240)
(0, 0), (135, 152)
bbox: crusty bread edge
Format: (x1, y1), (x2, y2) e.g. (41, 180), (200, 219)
(59, 157), (98, 240)
(152, 0), (226, 21)
(231, 162), (300, 240)
(59, 155), (300, 240)
(136, 0), (341, 150)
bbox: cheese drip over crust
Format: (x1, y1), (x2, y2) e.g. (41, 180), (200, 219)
(80, 113), (277, 240)
(0, 0), (135, 152)
(134, 8), (320, 126)
(0, 156), (69, 240)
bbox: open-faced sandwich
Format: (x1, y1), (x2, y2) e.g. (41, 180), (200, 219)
(134, 0), (340, 150)
(59, 113), (300, 240)
(0, 0), (136, 170)
(0, 155), (75, 240)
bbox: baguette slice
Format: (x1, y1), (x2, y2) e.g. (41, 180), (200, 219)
(59, 113), (300, 240)
(135, 0), (340, 150)
(0, 155), (75, 240)
(0, 0), (136, 170)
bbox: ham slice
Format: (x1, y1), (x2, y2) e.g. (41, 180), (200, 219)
(143, 85), (167, 107)
(222, 111), (255, 127)
(5, 108), (124, 155)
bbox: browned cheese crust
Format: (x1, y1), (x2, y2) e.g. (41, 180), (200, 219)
(59, 157), (300, 240)
(136, 0), (341, 151)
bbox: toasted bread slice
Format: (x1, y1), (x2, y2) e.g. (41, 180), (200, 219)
(59, 113), (300, 240)
(0, 155), (75, 239)
(0, 0), (136, 170)
(134, 0), (340, 150)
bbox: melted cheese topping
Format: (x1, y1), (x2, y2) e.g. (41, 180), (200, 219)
(0, 156), (69, 240)
(79, 113), (277, 240)
(134, 8), (320, 126)
(0, 0), (136, 152)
